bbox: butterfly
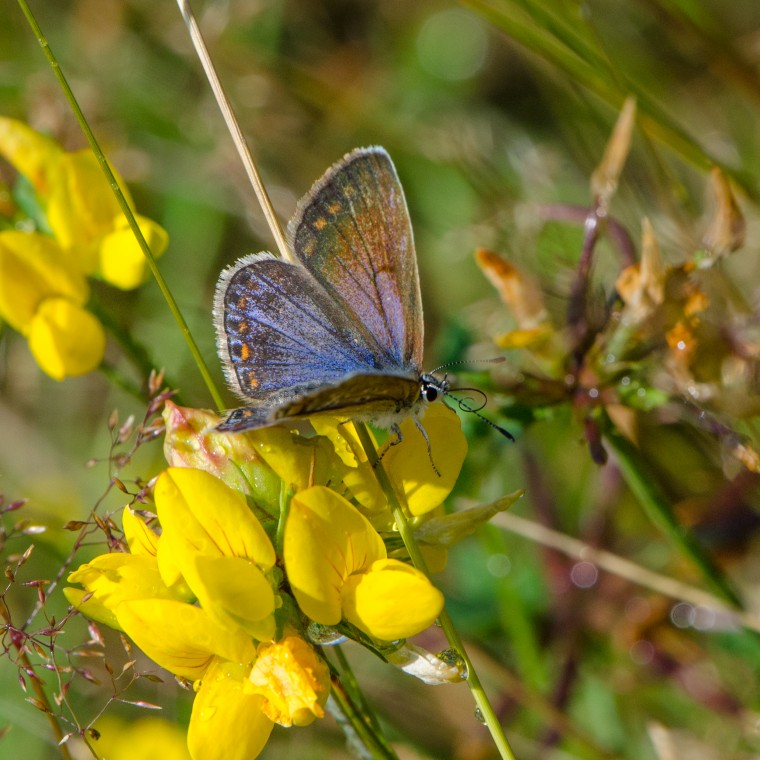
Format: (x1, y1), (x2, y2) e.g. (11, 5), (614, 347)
(213, 146), (448, 439)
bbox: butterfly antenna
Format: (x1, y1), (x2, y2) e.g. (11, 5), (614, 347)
(429, 356), (506, 375)
(443, 388), (516, 442)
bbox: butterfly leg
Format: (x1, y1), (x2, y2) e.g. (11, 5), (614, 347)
(413, 419), (441, 478)
(376, 424), (403, 468)
(376, 423), (441, 478)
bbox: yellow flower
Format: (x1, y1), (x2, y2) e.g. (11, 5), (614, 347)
(188, 658), (273, 760)
(66, 471), (343, 760)
(94, 716), (191, 760)
(314, 404), (467, 519)
(64, 508), (191, 630)
(0, 117), (169, 379)
(246, 636), (331, 727)
(0, 118), (169, 288)
(284, 486), (444, 640)
(44, 149), (169, 288)
(154, 468), (278, 641)
(0, 230), (104, 379)
(109, 597), (281, 760)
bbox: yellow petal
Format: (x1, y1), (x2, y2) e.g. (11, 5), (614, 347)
(495, 326), (554, 349)
(381, 404), (467, 515)
(99, 213), (168, 290)
(117, 599), (256, 681)
(0, 117), (62, 195)
(310, 418), (385, 512)
(341, 558), (444, 641)
(0, 231), (88, 333)
(65, 552), (185, 630)
(27, 297), (106, 380)
(155, 468), (275, 588)
(192, 555), (276, 641)
(63, 587), (121, 630)
(284, 486), (386, 624)
(188, 658), (273, 760)
(46, 150), (127, 257)
(247, 426), (344, 493)
(122, 507), (159, 556)
(246, 637), (330, 727)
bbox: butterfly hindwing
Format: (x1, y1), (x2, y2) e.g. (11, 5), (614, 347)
(214, 253), (382, 405)
(273, 372), (420, 421)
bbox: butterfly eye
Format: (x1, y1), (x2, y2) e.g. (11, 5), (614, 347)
(423, 385), (438, 402)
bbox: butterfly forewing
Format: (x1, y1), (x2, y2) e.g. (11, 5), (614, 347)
(288, 147), (423, 372)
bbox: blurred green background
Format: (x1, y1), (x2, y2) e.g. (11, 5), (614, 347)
(3, 1), (760, 758)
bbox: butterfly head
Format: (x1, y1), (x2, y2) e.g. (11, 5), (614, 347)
(423, 369), (515, 442)
(420, 372), (450, 404)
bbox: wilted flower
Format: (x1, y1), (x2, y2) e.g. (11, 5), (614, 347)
(247, 636), (331, 727)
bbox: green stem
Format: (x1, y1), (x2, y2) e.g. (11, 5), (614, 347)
(16, 0), (225, 412)
(275, 482), (292, 558)
(328, 672), (399, 760)
(355, 423), (518, 760)
(332, 645), (388, 739)
(605, 428), (744, 608)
